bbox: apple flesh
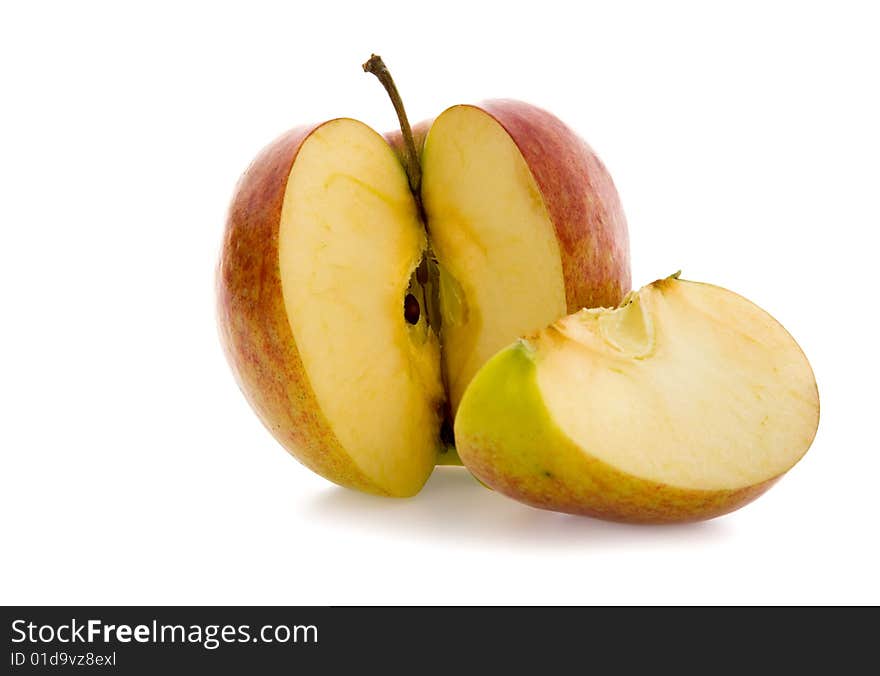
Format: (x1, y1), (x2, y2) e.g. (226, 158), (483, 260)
(217, 101), (630, 495)
(454, 276), (820, 522)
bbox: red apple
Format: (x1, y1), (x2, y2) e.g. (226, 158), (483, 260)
(217, 57), (630, 495)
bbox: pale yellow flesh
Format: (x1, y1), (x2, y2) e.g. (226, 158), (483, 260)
(537, 279), (819, 491)
(421, 105), (567, 413)
(279, 119), (443, 496)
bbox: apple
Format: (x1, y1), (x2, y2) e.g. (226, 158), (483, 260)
(454, 274), (820, 523)
(216, 56), (630, 496)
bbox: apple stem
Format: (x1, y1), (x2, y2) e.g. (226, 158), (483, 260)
(362, 54), (423, 200)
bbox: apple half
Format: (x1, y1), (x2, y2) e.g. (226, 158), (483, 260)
(454, 275), (820, 523)
(217, 100), (629, 496)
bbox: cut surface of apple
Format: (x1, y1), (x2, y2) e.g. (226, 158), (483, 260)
(280, 119), (443, 496)
(454, 276), (819, 522)
(422, 105), (568, 413)
(218, 93), (629, 496)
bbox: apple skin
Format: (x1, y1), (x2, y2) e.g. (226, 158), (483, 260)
(454, 341), (780, 524)
(389, 101), (631, 310)
(216, 122), (391, 496)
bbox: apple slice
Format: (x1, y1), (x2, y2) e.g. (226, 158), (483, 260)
(218, 119), (443, 497)
(454, 276), (820, 523)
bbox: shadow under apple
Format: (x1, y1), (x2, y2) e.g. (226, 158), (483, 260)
(304, 468), (732, 549)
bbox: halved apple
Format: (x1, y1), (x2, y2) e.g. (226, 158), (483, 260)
(454, 276), (820, 522)
(217, 88), (629, 494)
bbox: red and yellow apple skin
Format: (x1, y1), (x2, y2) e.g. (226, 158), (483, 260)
(216, 123), (388, 495)
(454, 340), (781, 524)
(476, 100), (630, 309)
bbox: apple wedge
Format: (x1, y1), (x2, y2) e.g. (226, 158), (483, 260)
(454, 276), (820, 523)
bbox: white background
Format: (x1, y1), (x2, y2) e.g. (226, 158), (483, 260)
(2, 1), (878, 605)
